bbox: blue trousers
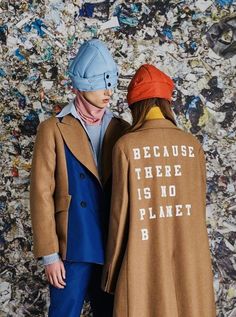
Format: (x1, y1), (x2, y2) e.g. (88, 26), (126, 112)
(48, 262), (113, 317)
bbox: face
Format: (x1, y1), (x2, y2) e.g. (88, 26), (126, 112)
(79, 89), (113, 109)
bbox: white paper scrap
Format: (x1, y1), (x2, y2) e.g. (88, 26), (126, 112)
(100, 16), (120, 30)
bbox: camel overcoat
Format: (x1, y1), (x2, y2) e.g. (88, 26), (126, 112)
(30, 113), (128, 260)
(102, 119), (216, 317)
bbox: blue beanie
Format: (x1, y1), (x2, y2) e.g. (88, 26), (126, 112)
(68, 39), (118, 91)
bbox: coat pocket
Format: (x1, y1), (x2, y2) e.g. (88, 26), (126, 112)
(54, 195), (72, 213)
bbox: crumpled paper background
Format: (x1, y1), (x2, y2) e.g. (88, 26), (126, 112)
(0, 0), (235, 316)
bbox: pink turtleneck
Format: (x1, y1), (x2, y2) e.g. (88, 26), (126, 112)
(74, 92), (106, 125)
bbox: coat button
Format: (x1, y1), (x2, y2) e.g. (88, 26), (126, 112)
(80, 201), (87, 208)
(80, 173), (85, 179)
(106, 74), (109, 79)
(108, 83), (111, 87)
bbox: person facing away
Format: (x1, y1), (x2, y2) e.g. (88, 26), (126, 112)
(30, 39), (129, 317)
(102, 64), (216, 317)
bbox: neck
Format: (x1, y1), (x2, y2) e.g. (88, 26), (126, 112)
(75, 92), (106, 125)
(146, 106), (165, 120)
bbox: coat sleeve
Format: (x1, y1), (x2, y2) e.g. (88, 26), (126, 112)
(198, 145), (207, 216)
(30, 121), (59, 259)
(102, 142), (129, 294)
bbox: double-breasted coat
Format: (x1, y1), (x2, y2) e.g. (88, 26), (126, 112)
(30, 113), (129, 262)
(102, 119), (216, 317)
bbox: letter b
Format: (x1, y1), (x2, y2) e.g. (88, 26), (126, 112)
(133, 148), (141, 160)
(141, 228), (149, 240)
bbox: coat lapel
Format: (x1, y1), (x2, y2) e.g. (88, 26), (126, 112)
(56, 114), (101, 184)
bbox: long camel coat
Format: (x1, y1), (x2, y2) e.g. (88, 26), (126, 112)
(102, 119), (216, 317)
(30, 113), (128, 260)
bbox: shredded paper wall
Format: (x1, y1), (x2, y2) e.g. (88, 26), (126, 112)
(0, 0), (235, 316)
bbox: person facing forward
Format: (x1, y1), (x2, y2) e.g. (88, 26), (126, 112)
(30, 39), (129, 317)
(102, 64), (216, 317)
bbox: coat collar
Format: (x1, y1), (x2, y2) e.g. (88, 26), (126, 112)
(137, 119), (179, 131)
(56, 114), (101, 184)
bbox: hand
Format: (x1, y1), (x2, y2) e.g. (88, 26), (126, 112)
(45, 259), (66, 289)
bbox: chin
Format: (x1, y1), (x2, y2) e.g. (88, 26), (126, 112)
(100, 103), (107, 108)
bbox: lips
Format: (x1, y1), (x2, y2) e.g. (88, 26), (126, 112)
(103, 99), (110, 103)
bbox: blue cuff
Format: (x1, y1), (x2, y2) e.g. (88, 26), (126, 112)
(42, 253), (60, 265)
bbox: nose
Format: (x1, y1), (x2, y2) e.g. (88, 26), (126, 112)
(105, 89), (112, 97)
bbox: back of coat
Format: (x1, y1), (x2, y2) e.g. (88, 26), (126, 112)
(102, 119), (216, 317)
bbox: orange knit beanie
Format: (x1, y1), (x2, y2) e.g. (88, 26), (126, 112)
(127, 64), (174, 106)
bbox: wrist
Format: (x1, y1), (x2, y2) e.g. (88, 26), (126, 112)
(42, 253), (60, 265)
